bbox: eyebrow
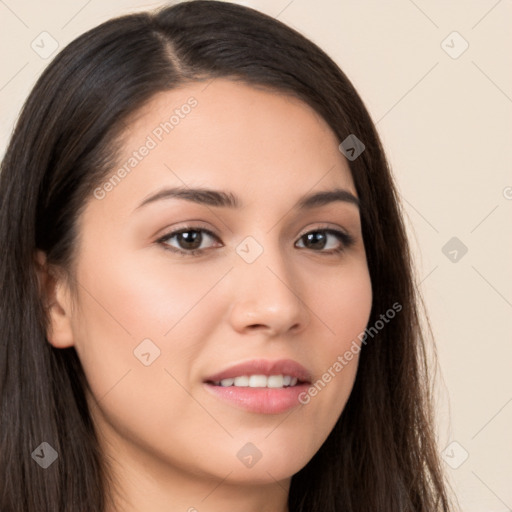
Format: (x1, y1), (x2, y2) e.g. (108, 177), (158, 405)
(134, 186), (359, 212)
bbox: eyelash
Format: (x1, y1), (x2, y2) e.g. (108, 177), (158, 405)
(155, 224), (355, 258)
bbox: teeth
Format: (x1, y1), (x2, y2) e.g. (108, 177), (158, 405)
(216, 374), (300, 388)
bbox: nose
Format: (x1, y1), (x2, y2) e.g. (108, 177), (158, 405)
(228, 241), (310, 337)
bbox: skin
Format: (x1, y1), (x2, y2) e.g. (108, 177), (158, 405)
(37, 78), (373, 512)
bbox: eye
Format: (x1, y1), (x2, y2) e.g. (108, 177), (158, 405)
(156, 225), (355, 257)
(156, 226), (221, 256)
(295, 227), (355, 254)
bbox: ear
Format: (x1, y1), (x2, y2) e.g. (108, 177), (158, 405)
(34, 250), (75, 348)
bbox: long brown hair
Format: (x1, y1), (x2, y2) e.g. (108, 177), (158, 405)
(0, 1), (456, 510)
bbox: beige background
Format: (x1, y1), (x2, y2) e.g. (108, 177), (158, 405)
(1, 0), (511, 509)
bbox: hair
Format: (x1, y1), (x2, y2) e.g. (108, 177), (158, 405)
(0, 1), (456, 510)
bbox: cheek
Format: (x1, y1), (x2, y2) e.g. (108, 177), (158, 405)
(307, 257), (373, 349)
(71, 252), (234, 475)
(66, 249), (162, 390)
(74, 244), (231, 345)
(295, 258), (372, 424)
(70, 247), (235, 409)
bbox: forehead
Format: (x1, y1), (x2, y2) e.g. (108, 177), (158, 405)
(90, 78), (356, 219)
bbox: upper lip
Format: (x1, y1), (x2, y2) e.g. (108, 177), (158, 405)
(204, 359), (312, 384)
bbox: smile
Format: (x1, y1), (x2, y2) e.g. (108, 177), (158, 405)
(210, 374), (300, 388)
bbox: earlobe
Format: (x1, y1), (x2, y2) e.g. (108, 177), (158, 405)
(34, 250), (75, 349)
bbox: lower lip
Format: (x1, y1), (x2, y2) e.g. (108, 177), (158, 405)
(203, 382), (310, 414)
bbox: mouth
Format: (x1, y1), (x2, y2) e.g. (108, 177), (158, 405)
(203, 358), (312, 385)
(202, 359), (312, 414)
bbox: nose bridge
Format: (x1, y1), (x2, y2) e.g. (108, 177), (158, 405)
(229, 233), (308, 333)
(236, 233), (293, 292)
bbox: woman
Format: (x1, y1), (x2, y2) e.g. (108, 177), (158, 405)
(0, 1), (456, 510)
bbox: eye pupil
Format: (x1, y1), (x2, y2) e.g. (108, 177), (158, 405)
(178, 231), (202, 250)
(304, 231), (326, 249)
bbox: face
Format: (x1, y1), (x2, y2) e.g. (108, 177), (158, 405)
(46, 78), (372, 487)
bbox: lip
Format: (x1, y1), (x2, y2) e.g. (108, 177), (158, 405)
(203, 358), (312, 415)
(204, 383), (311, 414)
(203, 358), (312, 384)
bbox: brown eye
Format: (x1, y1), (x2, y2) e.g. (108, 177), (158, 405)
(157, 227), (221, 256)
(296, 229), (354, 254)
(173, 230), (203, 250)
